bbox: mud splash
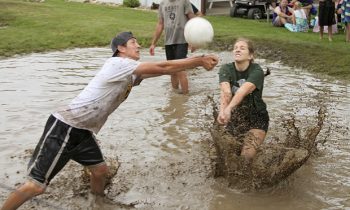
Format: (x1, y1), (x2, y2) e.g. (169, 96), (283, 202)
(210, 99), (326, 191)
(13, 153), (123, 210)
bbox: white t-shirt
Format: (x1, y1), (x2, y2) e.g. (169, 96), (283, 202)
(54, 57), (141, 134)
(294, 9), (307, 19)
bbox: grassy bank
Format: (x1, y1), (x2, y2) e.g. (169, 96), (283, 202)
(0, 0), (349, 81)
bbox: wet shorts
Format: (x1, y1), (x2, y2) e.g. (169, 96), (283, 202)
(165, 43), (188, 60)
(226, 109), (269, 136)
(27, 115), (105, 187)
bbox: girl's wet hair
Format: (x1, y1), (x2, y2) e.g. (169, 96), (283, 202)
(234, 37), (255, 63)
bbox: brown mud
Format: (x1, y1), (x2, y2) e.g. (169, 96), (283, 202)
(8, 94), (329, 209)
(0, 95), (337, 209)
(3, 131), (215, 210)
(210, 97), (327, 191)
(3, 153), (123, 210)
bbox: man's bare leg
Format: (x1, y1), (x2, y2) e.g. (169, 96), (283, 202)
(89, 163), (108, 195)
(176, 71), (189, 94)
(1, 181), (45, 210)
(171, 74), (179, 90)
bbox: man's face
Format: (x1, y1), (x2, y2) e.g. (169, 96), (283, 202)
(118, 38), (141, 60)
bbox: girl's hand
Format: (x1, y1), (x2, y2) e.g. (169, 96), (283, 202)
(217, 107), (232, 125)
(217, 110), (226, 125)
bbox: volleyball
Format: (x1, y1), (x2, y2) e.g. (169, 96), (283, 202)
(184, 17), (214, 48)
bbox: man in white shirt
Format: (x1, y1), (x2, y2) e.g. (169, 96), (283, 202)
(1, 31), (218, 210)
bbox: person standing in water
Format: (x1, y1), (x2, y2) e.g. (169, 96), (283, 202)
(149, 0), (196, 94)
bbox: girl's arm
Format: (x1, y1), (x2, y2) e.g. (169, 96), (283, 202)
(217, 82), (256, 125)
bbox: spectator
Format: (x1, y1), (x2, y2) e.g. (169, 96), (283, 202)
(272, 0), (294, 27)
(312, 16), (338, 34)
(292, 0), (314, 25)
(341, 0), (350, 42)
(318, 0), (336, 41)
(285, 1), (309, 32)
(336, 0), (343, 25)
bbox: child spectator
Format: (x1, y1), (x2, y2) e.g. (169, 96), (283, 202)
(285, 1), (309, 31)
(300, 0), (314, 24)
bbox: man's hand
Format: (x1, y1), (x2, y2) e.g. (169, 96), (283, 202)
(189, 45), (197, 53)
(149, 44), (156, 56)
(201, 55), (219, 70)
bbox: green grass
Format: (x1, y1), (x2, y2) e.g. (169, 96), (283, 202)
(0, 0), (156, 55)
(0, 0), (349, 81)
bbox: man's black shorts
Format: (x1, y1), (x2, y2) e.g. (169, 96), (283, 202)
(27, 115), (105, 187)
(165, 43), (188, 60)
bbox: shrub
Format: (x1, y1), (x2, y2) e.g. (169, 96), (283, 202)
(123, 0), (140, 8)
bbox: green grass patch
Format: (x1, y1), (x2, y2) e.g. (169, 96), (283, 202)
(0, 0), (349, 81)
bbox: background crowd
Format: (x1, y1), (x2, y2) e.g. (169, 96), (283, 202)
(271, 0), (350, 42)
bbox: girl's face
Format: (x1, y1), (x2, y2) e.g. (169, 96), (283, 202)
(233, 41), (253, 63)
(280, 0), (288, 7)
(294, 2), (301, 9)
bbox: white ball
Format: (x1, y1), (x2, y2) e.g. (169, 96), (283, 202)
(184, 17), (214, 48)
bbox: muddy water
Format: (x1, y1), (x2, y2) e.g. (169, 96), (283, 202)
(0, 48), (349, 210)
